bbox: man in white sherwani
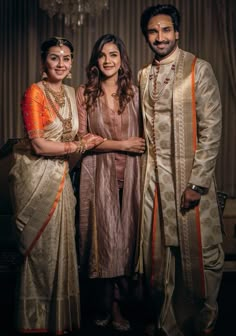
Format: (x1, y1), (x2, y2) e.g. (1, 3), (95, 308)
(137, 4), (224, 336)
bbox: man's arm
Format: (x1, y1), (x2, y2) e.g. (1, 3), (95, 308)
(181, 59), (222, 211)
(189, 59), (222, 189)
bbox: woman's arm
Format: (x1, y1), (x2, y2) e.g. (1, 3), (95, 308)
(31, 135), (105, 156)
(76, 85), (88, 136)
(31, 137), (76, 156)
(75, 85), (145, 154)
(94, 137), (145, 154)
(94, 88), (145, 154)
(22, 85), (104, 157)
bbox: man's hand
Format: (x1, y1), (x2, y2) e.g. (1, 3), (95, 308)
(180, 187), (201, 213)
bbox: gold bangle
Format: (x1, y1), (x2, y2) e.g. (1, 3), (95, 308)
(73, 141), (82, 153)
(64, 142), (74, 155)
(64, 142), (69, 154)
(73, 139), (88, 154)
(80, 139), (87, 154)
(68, 142), (72, 154)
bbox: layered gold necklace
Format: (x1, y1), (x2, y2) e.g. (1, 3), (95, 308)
(44, 81), (65, 106)
(149, 63), (176, 102)
(43, 81), (73, 142)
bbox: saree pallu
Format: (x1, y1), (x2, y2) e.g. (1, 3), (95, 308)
(9, 84), (80, 334)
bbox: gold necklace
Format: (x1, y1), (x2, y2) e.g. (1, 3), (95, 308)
(149, 63), (176, 102)
(43, 80), (65, 107)
(43, 81), (73, 142)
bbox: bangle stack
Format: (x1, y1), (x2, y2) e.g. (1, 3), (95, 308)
(73, 139), (87, 154)
(64, 139), (88, 155)
(64, 142), (72, 154)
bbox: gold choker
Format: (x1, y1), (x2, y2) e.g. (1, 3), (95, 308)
(43, 81), (65, 107)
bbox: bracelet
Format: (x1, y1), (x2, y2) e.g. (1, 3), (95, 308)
(73, 139), (87, 154)
(187, 183), (207, 195)
(74, 141), (82, 153)
(64, 142), (72, 154)
(80, 139), (87, 154)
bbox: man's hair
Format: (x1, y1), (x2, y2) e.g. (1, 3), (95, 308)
(140, 4), (181, 39)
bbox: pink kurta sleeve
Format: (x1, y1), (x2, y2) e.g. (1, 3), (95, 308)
(76, 85), (88, 136)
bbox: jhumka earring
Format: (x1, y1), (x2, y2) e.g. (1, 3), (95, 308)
(66, 72), (72, 79)
(41, 71), (48, 80)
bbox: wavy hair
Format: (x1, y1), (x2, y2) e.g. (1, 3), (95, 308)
(84, 34), (134, 114)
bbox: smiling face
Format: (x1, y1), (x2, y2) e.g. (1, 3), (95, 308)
(146, 14), (179, 59)
(97, 42), (121, 80)
(43, 45), (72, 82)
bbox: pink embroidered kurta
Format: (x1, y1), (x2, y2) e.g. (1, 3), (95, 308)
(76, 85), (142, 278)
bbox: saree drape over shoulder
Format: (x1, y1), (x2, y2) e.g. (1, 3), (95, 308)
(76, 86), (141, 278)
(9, 83), (80, 334)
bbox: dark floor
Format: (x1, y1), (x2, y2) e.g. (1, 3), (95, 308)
(0, 271), (235, 336)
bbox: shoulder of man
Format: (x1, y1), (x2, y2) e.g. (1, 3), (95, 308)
(195, 57), (212, 69)
(137, 62), (152, 83)
(181, 48), (212, 68)
(139, 62), (152, 71)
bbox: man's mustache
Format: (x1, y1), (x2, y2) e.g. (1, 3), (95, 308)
(153, 40), (169, 45)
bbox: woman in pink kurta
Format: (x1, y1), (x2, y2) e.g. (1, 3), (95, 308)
(76, 34), (145, 331)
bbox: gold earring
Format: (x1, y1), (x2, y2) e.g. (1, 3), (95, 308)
(66, 72), (72, 79)
(41, 71), (48, 80)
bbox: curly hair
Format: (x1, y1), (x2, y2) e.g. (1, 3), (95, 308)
(84, 34), (134, 114)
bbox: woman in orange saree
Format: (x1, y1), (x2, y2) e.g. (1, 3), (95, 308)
(9, 37), (104, 335)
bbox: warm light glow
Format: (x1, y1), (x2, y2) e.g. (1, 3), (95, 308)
(39, 0), (109, 30)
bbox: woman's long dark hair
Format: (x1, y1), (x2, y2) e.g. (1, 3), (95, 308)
(84, 34), (134, 114)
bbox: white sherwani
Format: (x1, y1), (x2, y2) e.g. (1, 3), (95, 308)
(137, 47), (224, 335)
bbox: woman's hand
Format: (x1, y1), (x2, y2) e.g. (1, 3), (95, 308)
(73, 133), (106, 153)
(81, 133), (106, 150)
(87, 136), (145, 153)
(69, 133), (106, 170)
(122, 137), (146, 153)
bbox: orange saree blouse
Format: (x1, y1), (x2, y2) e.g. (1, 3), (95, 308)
(21, 83), (56, 139)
